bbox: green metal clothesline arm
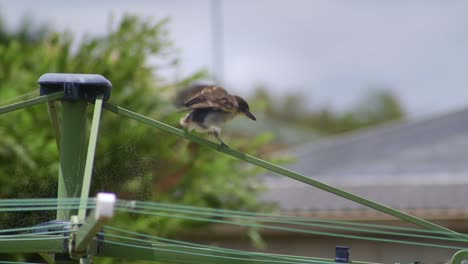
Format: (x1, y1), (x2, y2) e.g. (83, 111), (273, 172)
(78, 94), (104, 220)
(103, 103), (467, 241)
(0, 91), (64, 115)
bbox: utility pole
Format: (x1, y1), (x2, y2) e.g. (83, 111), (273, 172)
(211, 0), (224, 85)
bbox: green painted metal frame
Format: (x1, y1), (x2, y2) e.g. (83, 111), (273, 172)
(103, 103), (467, 241)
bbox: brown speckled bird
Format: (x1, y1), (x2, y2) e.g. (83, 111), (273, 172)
(175, 85), (256, 148)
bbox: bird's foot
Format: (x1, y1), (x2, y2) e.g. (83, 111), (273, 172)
(208, 128), (229, 150)
(212, 132), (229, 150)
(217, 141), (230, 151)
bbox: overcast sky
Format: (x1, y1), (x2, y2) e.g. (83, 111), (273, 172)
(1, 0), (468, 117)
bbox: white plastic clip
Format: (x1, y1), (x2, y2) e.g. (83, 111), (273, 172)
(95, 192), (116, 220)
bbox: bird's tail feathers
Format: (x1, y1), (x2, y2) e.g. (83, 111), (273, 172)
(179, 117), (187, 128)
(179, 112), (192, 129)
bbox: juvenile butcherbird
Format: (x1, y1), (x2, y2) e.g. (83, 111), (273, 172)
(175, 85), (256, 148)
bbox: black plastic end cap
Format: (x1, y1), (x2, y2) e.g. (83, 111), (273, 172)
(38, 73), (112, 102)
(335, 246), (350, 263)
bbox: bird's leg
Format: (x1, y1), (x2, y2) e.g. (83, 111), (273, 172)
(209, 128), (229, 150)
(215, 135), (229, 150)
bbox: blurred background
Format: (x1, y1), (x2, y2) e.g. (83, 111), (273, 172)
(3, 0), (468, 117)
(1, 1), (468, 263)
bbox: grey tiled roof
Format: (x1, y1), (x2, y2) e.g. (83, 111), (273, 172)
(261, 179), (468, 212)
(261, 107), (468, 211)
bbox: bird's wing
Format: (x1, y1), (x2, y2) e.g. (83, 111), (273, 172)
(175, 85), (238, 112)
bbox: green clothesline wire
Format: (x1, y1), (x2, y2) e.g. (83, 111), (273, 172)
(102, 233), (326, 264)
(118, 209), (466, 244)
(1, 197), (460, 236)
(116, 199), (467, 237)
(0, 230), (67, 239)
(104, 225), (304, 258)
(0, 223), (69, 234)
(0, 198), (95, 212)
(0, 198), (440, 234)
(0, 236), (63, 242)
(1, 205), (464, 249)
(103, 225), (373, 264)
(115, 201), (468, 241)
(2, 198), (467, 243)
(0, 205), (93, 212)
(0, 260), (42, 264)
(0, 198), (94, 203)
(115, 207), (467, 250)
(120, 200), (428, 232)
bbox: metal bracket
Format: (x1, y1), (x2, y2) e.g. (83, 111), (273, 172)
(32, 220), (71, 253)
(30, 220), (72, 263)
(69, 193), (116, 259)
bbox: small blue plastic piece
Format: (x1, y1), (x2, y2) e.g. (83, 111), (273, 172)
(38, 73), (112, 102)
(335, 246), (350, 263)
(32, 219), (105, 255)
(33, 220), (71, 252)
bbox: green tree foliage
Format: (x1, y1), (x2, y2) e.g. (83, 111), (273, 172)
(251, 86), (405, 135)
(0, 15), (271, 240)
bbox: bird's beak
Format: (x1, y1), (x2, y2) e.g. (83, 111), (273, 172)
(245, 111), (256, 121)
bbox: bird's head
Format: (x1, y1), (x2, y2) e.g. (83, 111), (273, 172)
(233, 96), (256, 121)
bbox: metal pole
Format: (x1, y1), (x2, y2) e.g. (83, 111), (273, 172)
(211, 0), (224, 84)
(57, 100), (88, 220)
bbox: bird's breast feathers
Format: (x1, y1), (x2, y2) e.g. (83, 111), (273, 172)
(203, 110), (236, 126)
